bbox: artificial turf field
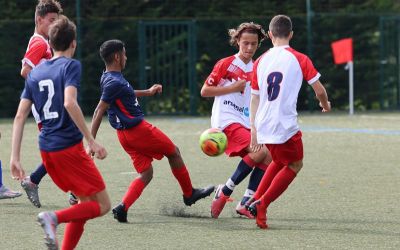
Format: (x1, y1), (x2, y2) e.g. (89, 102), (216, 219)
(0, 114), (399, 249)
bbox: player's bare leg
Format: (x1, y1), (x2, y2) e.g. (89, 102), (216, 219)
(168, 146), (214, 206)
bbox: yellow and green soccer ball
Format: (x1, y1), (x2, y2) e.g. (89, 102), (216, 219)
(199, 128), (227, 157)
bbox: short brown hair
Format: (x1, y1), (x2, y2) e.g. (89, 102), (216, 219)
(228, 22), (266, 48)
(35, 0), (62, 17)
(269, 15), (292, 38)
(49, 17), (76, 51)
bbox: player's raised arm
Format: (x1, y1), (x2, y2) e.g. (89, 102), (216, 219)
(134, 83), (162, 97)
(311, 80), (331, 112)
(10, 98), (32, 180)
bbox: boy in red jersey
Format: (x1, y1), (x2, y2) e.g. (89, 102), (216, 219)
(201, 22), (272, 219)
(20, 0), (65, 208)
(248, 15), (331, 229)
(90, 39), (214, 223)
(11, 17), (111, 249)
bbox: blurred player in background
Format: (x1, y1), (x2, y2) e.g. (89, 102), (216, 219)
(201, 22), (272, 219)
(11, 17), (111, 249)
(19, 0), (66, 208)
(0, 132), (22, 199)
(90, 39), (214, 223)
(248, 15), (331, 229)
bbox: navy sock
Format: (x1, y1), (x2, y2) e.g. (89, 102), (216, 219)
(222, 159), (252, 196)
(30, 163), (47, 185)
(247, 167), (265, 193)
(0, 160), (3, 187)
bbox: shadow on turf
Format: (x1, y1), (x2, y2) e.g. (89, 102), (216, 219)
(159, 205), (211, 218)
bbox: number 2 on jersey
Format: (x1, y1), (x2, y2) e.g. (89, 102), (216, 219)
(39, 79), (59, 120)
(267, 72), (283, 101)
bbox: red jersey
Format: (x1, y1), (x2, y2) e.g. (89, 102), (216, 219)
(22, 34), (52, 68)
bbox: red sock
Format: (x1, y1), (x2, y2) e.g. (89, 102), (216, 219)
(61, 220), (86, 250)
(243, 154), (256, 167)
(122, 177), (146, 210)
(260, 166), (297, 207)
(55, 201), (100, 223)
(171, 166), (193, 198)
(253, 162), (283, 200)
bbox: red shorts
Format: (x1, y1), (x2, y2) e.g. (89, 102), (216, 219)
(266, 131), (303, 166)
(223, 123), (250, 158)
(40, 141), (106, 197)
(117, 120), (176, 173)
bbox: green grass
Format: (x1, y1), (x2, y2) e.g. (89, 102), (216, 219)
(1, 114), (400, 249)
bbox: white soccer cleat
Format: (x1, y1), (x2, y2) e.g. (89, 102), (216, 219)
(0, 185), (22, 199)
(21, 176), (41, 208)
(37, 211), (59, 250)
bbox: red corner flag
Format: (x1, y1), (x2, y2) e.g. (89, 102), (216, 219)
(331, 38), (353, 64)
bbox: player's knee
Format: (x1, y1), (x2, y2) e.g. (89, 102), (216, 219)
(99, 198), (111, 216)
(248, 146), (268, 163)
(288, 160), (303, 173)
(139, 167), (153, 184)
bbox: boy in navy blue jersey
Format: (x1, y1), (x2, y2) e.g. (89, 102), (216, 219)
(10, 17), (111, 249)
(90, 39), (214, 223)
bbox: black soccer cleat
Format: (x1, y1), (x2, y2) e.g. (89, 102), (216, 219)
(112, 203), (128, 223)
(247, 200), (261, 217)
(183, 186), (215, 206)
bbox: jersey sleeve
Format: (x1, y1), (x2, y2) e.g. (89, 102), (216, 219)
(101, 81), (124, 104)
(20, 80), (32, 101)
(204, 58), (228, 86)
(64, 60), (82, 88)
(299, 55), (320, 85)
(251, 56), (261, 95)
(22, 38), (48, 67)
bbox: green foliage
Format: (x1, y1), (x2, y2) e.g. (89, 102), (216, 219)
(1, 0), (400, 117)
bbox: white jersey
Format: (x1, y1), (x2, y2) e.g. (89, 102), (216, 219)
(205, 54), (253, 130)
(251, 45), (320, 144)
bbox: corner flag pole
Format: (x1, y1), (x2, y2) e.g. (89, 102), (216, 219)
(345, 61), (354, 115)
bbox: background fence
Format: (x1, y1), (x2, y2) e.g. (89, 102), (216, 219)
(1, 4), (400, 116)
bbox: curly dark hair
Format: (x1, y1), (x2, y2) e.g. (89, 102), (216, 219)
(35, 0), (62, 17)
(228, 22), (266, 48)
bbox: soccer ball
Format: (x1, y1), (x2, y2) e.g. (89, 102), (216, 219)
(199, 128), (227, 157)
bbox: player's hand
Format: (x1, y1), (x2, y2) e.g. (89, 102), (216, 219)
(320, 101), (331, 112)
(88, 140), (108, 160)
(10, 159), (25, 181)
(250, 126), (262, 152)
(148, 84), (162, 96)
(231, 79), (246, 93)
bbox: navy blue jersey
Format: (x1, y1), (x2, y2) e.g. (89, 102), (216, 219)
(21, 57), (83, 152)
(100, 71), (144, 129)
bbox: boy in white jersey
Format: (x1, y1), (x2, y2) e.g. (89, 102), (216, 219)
(248, 15), (331, 229)
(201, 22), (272, 219)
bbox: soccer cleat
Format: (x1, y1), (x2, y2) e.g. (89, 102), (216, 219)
(21, 176), (41, 208)
(68, 192), (78, 205)
(0, 185), (22, 199)
(112, 203), (128, 223)
(210, 184), (233, 218)
(244, 197), (255, 210)
(248, 199), (268, 229)
(37, 211), (59, 250)
(236, 202), (255, 219)
(183, 185), (215, 206)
